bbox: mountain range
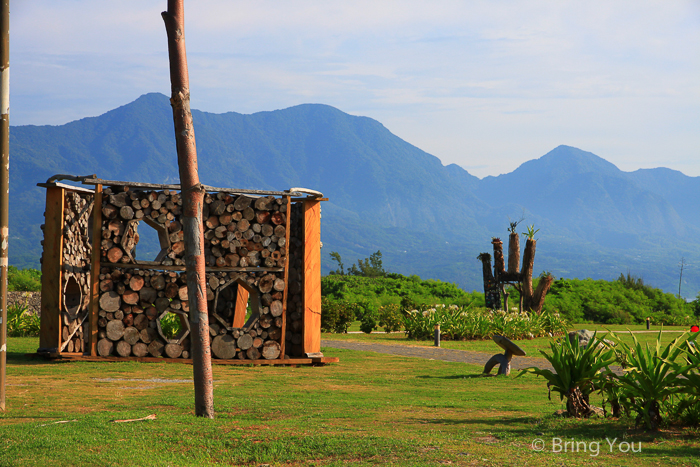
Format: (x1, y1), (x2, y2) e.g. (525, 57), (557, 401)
(9, 93), (700, 298)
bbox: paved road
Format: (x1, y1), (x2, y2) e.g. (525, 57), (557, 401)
(321, 339), (556, 372)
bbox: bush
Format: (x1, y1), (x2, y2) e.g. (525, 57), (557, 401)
(321, 274), (475, 312)
(403, 305), (568, 341)
(377, 304), (403, 333)
(7, 303), (40, 337)
(7, 266), (41, 292)
(544, 277), (691, 325)
(321, 297), (357, 333)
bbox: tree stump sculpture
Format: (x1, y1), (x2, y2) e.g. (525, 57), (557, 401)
(478, 224), (553, 314)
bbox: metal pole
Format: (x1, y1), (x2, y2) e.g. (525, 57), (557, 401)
(0, 0), (9, 412)
(434, 324), (440, 347)
(162, 0), (214, 418)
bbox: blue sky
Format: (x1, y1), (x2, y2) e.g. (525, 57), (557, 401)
(11, 0), (700, 177)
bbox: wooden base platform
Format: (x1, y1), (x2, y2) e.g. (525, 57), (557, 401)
(30, 352), (339, 366)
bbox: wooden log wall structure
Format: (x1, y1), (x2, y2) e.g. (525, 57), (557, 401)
(37, 176), (335, 365)
(38, 183), (95, 355)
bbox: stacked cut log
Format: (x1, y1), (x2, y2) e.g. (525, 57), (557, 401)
(284, 202), (305, 358)
(96, 268), (286, 360)
(94, 186), (299, 360)
(100, 186), (181, 265)
(201, 192), (288, 268)
(100, 186), (288, 268)
(208, 270), (284, 361)
(96, 267), (188, 358)
(61, 191), (93, 353)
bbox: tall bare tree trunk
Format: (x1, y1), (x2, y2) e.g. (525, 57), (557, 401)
(162, 0), (214, 418)
(0, 0), (8, 412)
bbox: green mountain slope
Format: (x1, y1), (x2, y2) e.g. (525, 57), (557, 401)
(9, 94), (700, 298)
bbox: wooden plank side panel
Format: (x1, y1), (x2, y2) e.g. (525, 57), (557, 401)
(39, 187), (64, 350)
(232, 285), (249, 328)
(89, 185), (103, 356)
(302, 199), (322, 355)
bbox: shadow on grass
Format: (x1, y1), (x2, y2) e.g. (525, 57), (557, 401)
(416, 374), (497, 379)
(414, 413), (700, 446)
(6, 351), (64, 365)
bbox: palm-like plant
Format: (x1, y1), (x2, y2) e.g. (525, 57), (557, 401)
(666, 337), (700, 425)
(519, 333), (615, 417)
(608, 330), (688, 430)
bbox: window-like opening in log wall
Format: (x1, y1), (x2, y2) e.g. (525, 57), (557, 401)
(156, 309), (190, 345)
(133, 219), (171, 262)
(208, 277), (285, 360)
(63, 275), (82, 320)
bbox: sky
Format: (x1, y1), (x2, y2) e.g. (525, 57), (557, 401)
(11, 0), (700, 178)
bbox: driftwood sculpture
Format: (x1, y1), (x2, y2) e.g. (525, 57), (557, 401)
(478, 224), (553, 314)
(483, 335), (526, 376)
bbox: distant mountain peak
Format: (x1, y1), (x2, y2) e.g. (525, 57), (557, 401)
(536, 145), (621, 174)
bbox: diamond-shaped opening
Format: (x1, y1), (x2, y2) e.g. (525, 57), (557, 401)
(63, 274), (82, 320)
(211, 278), (260, 332)
(131, 217), (171, 262)
(156, 309), (190, 344)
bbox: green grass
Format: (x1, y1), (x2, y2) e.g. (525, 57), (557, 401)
(1, 337), (699, 466)
(326, 323), (691, 357)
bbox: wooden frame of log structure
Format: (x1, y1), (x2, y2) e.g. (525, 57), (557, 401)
(36, 175), (337, 366)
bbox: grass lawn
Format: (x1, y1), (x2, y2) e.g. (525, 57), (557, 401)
(328, 323), (694, 358)
(1, 336), (698, 466)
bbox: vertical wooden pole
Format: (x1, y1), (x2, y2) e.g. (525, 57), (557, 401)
(162, 0), (213, 418)
(302, 199), (321, 356)
(89, 184), (102, 356)
(0, 0), (8, 411)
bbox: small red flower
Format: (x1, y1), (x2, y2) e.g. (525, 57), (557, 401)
(691, 325), (700, 333)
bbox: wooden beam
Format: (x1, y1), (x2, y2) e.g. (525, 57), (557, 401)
(39, 187), (64, 350)
(36, 182), (95, 194)
(302, 199), (322, 355)
(98, 261), (283, 273)
(88, 184), (103, 356)
(81, 178), (301, 197)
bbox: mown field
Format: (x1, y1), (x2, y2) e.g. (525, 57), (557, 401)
(1, 336), (698, 466)
(326, 323), (692, 357)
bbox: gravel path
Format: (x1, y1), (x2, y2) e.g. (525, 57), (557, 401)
(321, 339), (556, 372)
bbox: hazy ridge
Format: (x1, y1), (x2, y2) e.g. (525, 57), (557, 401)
(10, 93), (700, 298)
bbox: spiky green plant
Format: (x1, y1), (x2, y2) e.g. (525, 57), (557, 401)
(522, 224), (539, 239)
(7, 303), (41, 337)
(608, 330), (688, 430)
(519, 333), (615, 417)
(666, 337), (700, 426)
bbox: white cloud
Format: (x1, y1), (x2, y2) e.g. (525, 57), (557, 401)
(10, 0), (700, 176)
